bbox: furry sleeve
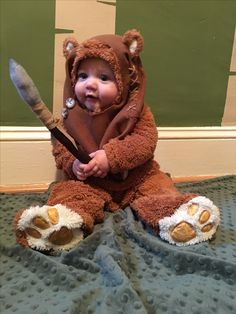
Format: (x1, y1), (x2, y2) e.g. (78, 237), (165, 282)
(103, 106), (158, 174)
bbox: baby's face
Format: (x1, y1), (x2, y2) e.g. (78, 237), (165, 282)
(74, 58), (118, 112)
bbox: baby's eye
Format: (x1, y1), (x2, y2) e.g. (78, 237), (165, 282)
(78, 72), (88, 80)
(100, 74), (109, 81)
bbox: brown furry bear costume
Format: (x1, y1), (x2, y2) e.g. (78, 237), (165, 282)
(14, 30), (220, 251)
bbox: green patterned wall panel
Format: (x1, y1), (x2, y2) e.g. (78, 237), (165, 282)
(116, 0), (236, 126)
(0, 0), (55, 126)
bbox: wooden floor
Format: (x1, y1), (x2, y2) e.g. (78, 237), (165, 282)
(0, 176), (216, 193)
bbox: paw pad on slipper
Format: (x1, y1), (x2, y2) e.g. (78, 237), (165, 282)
(17, 204), (84, 251)
(159, 196), (220, 246)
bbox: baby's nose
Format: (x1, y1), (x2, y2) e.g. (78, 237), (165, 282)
(86, 77), (97, 90)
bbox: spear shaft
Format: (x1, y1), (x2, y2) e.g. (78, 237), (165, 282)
(9, 59), (91, 164)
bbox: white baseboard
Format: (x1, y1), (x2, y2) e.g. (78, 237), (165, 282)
(1, 126), (236, 185)
(156, 127), (236, 178)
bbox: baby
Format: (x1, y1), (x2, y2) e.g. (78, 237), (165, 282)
(14, 30), (220, 251)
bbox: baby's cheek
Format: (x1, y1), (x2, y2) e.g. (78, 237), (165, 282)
(74, 82), (82, 99)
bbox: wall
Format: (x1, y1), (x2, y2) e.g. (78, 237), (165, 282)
(0, 0), (235, 186)
(116, 0), (236, 126)
(1, 0), (235, 126)
(0, 0), (55, 126)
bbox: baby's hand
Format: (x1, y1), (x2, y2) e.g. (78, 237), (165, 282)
(72, 159), (87, 181)
(81, 150), (110, 178)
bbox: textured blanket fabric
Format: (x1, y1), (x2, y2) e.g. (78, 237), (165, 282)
(0, 176), (236, 314)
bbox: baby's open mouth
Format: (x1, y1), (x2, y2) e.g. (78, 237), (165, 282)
(85, 95), (101, 112)
(86, 95), (97, 99)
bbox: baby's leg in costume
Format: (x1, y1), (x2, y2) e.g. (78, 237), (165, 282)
(14, 180), (117, 252)
(131, 170), (220, 246)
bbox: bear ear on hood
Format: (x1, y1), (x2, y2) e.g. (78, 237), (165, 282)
(122, 29), (144, 58)
(63, 37), (79, 58)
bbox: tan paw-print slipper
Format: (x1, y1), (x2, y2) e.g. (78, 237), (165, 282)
(159, 196), (220, 246)
(17, 204), (84, 251)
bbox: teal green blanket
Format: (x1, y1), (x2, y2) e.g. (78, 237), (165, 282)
(0, 176), (236, 313)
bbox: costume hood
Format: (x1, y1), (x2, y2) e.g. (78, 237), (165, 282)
(61, 29), (146, 154)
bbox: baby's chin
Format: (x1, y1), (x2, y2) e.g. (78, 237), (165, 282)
(84, 100), (101, 113)
(81, 97), (113, 113)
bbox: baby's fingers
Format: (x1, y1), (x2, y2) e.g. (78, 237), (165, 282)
(81, 160), (96, 174)
(84, 165), (98, 177)
(76, 171), (87, 181)
(93, 169), (108, 178)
